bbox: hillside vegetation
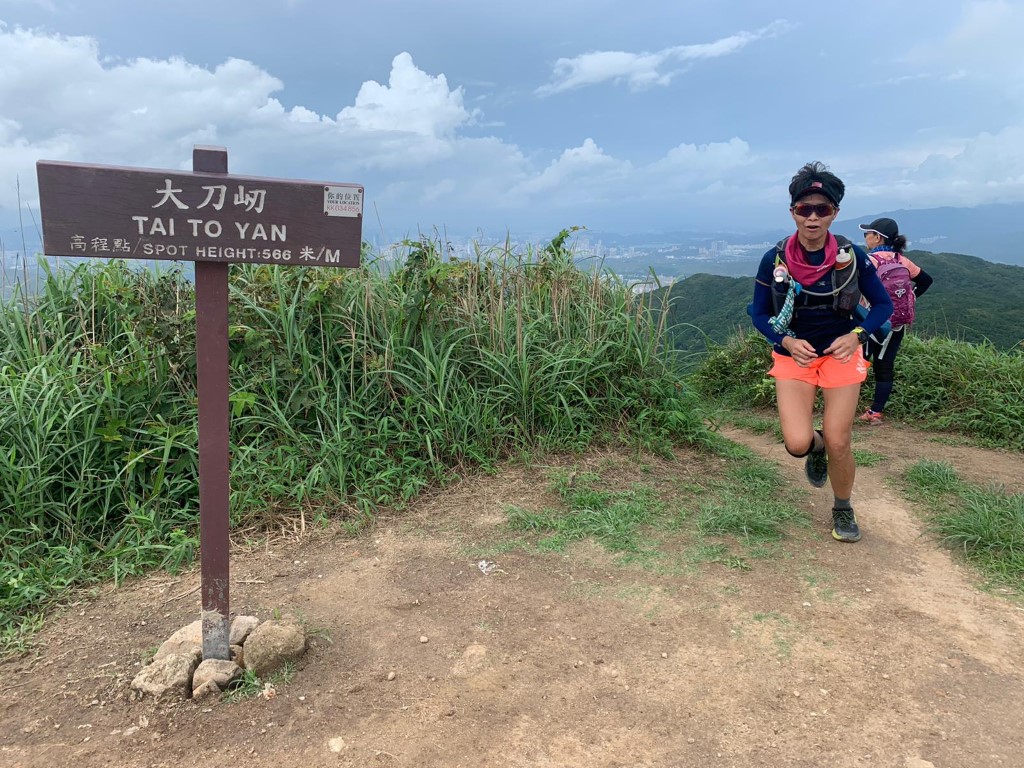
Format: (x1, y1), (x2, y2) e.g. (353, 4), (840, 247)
(658, 250), (1024, 361)
(0, 233), (704, 653)
(4, 235), (1023, 656)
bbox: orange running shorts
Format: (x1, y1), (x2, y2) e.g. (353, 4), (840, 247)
(768, 348), (870, 388)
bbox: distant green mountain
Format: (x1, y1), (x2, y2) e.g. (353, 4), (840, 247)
(656, 250), (1024, 363)
(908, 251), (1024, 349)
(652, 273), (753, 364)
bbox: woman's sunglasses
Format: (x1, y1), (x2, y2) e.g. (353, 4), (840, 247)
(791, 203), (836, 218)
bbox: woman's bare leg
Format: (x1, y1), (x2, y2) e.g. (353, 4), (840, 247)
(775, 378), (819, 456)
(821, 383), (862, 497)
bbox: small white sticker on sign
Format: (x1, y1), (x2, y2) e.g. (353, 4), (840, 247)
(324, 186), (363, 218)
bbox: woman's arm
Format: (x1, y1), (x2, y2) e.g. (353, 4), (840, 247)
(912, 268), (933, 297)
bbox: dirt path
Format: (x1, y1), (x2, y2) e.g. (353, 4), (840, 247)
(2, 426), (1022, 768)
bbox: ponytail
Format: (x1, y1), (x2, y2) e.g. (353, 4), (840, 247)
(890, 234), (907, 253)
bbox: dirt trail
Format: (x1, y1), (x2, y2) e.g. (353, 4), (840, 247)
(1, 425), (1022, 768)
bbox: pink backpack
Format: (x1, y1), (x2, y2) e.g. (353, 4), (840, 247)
(875, 253), (915, 326)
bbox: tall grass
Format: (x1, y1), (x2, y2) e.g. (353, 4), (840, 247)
(1, 231), (705, 652)
(886, 335), (1024, 446)
(904, 460), (1024, 591)
(1, 260), (198, 652)
(689, 331), (1024, 450)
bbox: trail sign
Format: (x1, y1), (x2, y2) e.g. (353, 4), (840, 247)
(37, 157), (362, 267)
(36, 147), (363, 660)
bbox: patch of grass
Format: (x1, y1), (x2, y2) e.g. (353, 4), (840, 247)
(651, 509), (688, 531)
(617, 549), (692, 577)
(614, 584), (655, 603)
(738, 611), (797, 660)
(0, 611), (45, 660)
(853, 449), (887, 467)
(696, 461), (806, 543)
(753, 611), (790, 625)
(506, 472), (664, 553)
(223, 661), (297, 704)
(501, 428), (813, 579)
(567, 580), (605, 599)
(746, 542), (784, 560)
(687, 542), (729, 564)
(928, 435), (976, 448)
(692, 455), (807, 546)
(683, 542), (751, 571)
(774, 636), (793, 660)
(794, 566), (837, 608)
(904, 459), (1024, 592)
(715, 409), (784, 441)
(721, 555), (752, 571)
(304, 626), (333, 645)
(800, 565), (832, 589)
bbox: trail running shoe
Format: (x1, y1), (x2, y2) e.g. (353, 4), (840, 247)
(804, 431), (828, 488)
(859, 409), (884, 426)
(831, 507), (861, 543)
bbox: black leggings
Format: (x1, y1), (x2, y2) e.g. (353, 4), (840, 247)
(864, 327), (906, 412)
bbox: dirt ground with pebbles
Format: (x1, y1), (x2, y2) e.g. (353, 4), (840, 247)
(2, 420), (1022, 768)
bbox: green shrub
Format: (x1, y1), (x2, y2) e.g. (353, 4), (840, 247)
(883, 335), (1024, 448)
(687, 331), (774, 409)
(1, 232), (707, 651)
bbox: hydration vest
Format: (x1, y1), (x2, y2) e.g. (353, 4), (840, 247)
(770, 235), (861, 319)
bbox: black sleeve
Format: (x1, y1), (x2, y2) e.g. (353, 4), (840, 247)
(913, 269), (933, 297)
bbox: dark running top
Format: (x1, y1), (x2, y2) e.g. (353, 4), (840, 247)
(750, 242), (894, 356)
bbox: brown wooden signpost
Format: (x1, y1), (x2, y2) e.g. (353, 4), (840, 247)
(36, 146), (363, 660)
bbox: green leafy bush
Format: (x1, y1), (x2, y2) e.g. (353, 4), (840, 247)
(1, 233), (706, 651)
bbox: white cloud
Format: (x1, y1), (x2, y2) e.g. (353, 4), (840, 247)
(630, 137), (758, 205)
(511, 138), (629, 198)
(0, 25), (763, 230)
(835, 123), (1024, 215)
(659, 137), (752, 172)
(337, 52), (475, 137)
(0, 26), (288, 175)
(3, 18), (1021, 237)
(906, 125), (1024, 199)
(868, 73), (930, 87)
(0, 29), (485, 214)
(536, 20), (792, 95)
(420, 178), (457, 204)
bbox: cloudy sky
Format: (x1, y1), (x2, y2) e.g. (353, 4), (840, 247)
(2, 0), (1022, 242)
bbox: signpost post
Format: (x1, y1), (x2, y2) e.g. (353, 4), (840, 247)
(37, 146), (363, 659)
(193, 148), (232, 660)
